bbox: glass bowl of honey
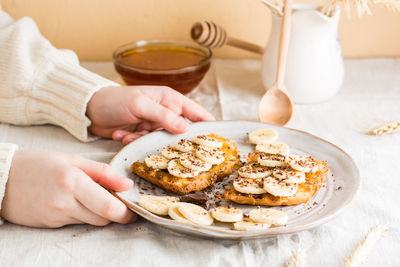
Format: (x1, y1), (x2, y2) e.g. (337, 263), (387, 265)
(113, 40), (212, 94)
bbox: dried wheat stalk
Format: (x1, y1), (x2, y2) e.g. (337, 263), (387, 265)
(368, 120), (400, 135)
(286, 246), (307, 267)
(373, 0), (400, 11)
(320, 0), (399, 17)
(343, 223), (388, 267)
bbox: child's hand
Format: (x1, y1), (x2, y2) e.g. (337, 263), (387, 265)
(87, 86), (215, 145)
(1, 150), (136, 228)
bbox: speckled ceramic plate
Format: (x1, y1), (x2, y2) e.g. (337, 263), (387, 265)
(110, 121), (360, 240)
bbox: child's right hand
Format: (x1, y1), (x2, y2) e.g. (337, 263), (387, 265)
(86, 86), (215, 145)
(1, 150), (136, 228)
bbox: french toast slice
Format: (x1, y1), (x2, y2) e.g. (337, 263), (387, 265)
(223, 152), (329, 206)
(131, 134), (239, 195)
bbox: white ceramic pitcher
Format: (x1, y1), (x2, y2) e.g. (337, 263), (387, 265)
(261, 4), (344, 104)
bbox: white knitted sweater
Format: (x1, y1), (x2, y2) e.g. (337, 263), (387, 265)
(0, 7), (119, 222)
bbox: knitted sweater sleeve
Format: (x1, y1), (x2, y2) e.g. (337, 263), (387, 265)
(0, 8), (120, 223)
(0, 8), (119, 142)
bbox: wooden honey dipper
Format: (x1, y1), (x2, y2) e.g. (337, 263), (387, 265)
(190, 21), (264, 54)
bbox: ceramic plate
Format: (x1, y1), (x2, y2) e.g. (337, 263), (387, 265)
(110, 121), (360, 239)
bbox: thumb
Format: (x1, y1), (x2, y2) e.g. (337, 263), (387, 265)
(72, 157), (133, 191)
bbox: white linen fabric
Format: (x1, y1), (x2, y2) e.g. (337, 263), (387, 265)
(0, 59), (399, 266)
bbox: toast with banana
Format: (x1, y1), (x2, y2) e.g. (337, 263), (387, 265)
(131, 133), (239, 195)
(223, 128), (329, 206)
(223, 151), (328, 206)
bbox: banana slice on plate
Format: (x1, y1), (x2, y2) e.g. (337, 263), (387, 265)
(249, 208), (288, 226)
(258, 153), (286, 167)
(264, 176), (298, 197)
(175, 202), (214, 226)
(273, 167), (305, 184)
(172, 139), (195, 152)
(168, 159), (199, 178)
(233, 219), (271, 231)
(233, 177), (267, 194)
(138, 195), (179, 216)
(255, 141), (290, 155)
(195, 145), (225, 165)
(286, 154), (319, 173)
(238, 163), (272, 179)
(211, 207), (243, 222)
(179, 153), (212, 172)
(144, 154), (169, 169)
(249, 128), (278, 145)
(168, 203), (190, 223)
(162, 146), (182, 159)
(192, 135), (223, 148)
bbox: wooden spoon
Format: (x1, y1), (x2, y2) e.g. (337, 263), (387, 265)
(190, 21), (264, 54)
(258, 0), (293, 126)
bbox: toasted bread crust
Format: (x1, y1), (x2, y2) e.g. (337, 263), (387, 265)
(131, 134), (239, 195)
(223, 152), (329, 206)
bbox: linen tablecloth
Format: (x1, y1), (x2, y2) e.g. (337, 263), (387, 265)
(0, 59), (399, 267)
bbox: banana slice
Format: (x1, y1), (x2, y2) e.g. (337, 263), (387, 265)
(249, 128), (278, 145)
(168, 203), (190, 223)
(273, 167), (305, 184)
(258, 153), (286, 167)
(162, 146), (182, 159)
(264, 176), (298, 197)
(286, 154), (319, 173)
(144, 154), (169, 169)
(255, 141), (290, 155)
(192, 135), (223, 148)
(249, 208), (288, 226)
(167, 159), (199, 178)
(138, 195), (179, 216)
(233, 220), (271, 231)
(176, 202), (214, 226)
(211, 207), (243, 222)
(179, 153), (212, 172)
(172, 139), (195, 152)
(238, 163), (272, 179)
(195, 145), (225, 165)
(233, 177), (267, 194)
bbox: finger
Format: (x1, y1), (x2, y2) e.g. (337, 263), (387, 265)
(71, 200), (111, 226)
(121, 131), (149, 146)
(159, 89), (215, 122)
(180, 97), (216, 122)
(71, 157), (133, 191)
(112, 126), (138, 141)
(91, 123), (138, 140)
(75, 174), (137, 224)
(112, 130), (125, 141)
(135, 121), (162, 132)
(112, 129), (149, 142)
(133, 96), (190, 134)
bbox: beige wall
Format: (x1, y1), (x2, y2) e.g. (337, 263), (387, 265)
(2, 0), (400, 60)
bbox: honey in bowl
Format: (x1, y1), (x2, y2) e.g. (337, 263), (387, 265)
(113, 40), (212, 94)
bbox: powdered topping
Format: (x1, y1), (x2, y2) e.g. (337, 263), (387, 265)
(238, 162), (272, 179)
(258, 152), (286, 167)
(162, 146), (182, 159)
(195, 145), (226, 165)
(179, 152), (212, 172)
(172, 139), (195, 152)
(144, 154), (169, 169)
(286, 154), (319, 173)
(192, 135), (223, 148)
